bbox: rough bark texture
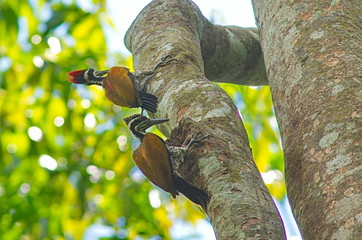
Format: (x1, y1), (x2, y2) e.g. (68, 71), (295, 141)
(201, 25), (267, 85)
(125, 0), (284, 239)
(252, 0), (362, 239)
(127, 1), (267, 86)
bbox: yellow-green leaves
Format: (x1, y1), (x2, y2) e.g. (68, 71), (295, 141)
(216, 83), (286, 200)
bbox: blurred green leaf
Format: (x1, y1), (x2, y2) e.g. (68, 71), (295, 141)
(216, 83), (286, 200)
(1, 0), (286, 239)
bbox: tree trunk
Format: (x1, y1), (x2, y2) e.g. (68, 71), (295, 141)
(125, 0), (285, 239)
(252, 0), (362, 239)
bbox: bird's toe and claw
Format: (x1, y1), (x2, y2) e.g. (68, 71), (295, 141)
(153, 55), (179, 72)
(184, 131), (210, 151)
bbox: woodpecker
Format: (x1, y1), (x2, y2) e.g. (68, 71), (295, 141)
(67, 56), (178, 114)
(124, 114), (208, 208)
(67, 66), (158, 113)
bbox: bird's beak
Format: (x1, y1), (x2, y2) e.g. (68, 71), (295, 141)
(144, 118), (169, 130)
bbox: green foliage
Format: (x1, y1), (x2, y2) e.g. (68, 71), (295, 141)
(216, 83), (286, 200)
(0, 1), (204, 239)
(0, 1), (285, 239)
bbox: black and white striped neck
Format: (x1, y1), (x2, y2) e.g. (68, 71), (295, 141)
(125, 115), (148, 141)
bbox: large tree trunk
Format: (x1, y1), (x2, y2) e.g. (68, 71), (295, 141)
(125, 0), (285, 239)
(252, 0), (362, 239)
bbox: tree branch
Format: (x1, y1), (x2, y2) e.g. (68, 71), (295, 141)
(252, 0), (362, 238)
(125, 0), (284, 239)
(126, 0), (267, 86)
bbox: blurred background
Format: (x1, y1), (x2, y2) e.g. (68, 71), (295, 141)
(0, 0), (301, 239)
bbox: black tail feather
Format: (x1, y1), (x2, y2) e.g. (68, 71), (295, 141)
(140, 92), (158, 113)
(174, 175), (208, 209)
(141, 101), (157, 111)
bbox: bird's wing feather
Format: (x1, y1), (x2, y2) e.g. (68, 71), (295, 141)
(133, 133), (176, 195)
(104, 67), (138, 107)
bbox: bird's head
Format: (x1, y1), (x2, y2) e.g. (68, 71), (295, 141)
(124, 114), (169, 139)
(67, 68), (108, 86)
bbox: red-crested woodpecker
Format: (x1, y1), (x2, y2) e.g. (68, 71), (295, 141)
(67, 67), (158, 113)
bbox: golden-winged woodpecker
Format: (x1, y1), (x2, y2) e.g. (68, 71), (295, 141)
(124, 114), (208, 208)
(67, 56), (177, 113)
(67, 66), (158, 113)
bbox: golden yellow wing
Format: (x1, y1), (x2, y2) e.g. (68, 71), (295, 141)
(104, 67), (138, 108)
(133, 133), (178, 197)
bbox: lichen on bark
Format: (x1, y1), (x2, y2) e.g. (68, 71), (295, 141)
(252, 0), (362, 239)
(124, 0), (285, 239)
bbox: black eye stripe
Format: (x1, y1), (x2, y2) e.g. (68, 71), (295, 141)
(88, 69), (97, 80)
(127, 115), (147, 132)
(125, 114), (147, 140)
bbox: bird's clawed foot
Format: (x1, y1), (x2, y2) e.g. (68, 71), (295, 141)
(139, 55), (178, 92)
(184, 131), (209, 150)
(152, 55), (179, 72)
